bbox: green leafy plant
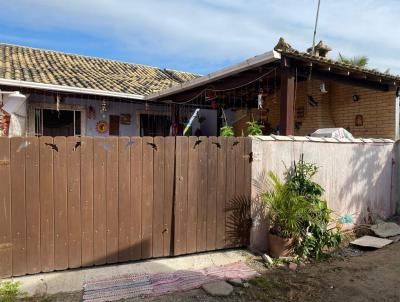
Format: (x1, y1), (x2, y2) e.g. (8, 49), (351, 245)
(0, 281), (24, 302)
(261, 156), (342, 260)
(219, 108), (234, 137)
(220, 125), (234, 137)
(337, 53), (368, 67)
(261, 172), (310, 239)
(285, 156), (342, 260)
(246, 119), (264, 136)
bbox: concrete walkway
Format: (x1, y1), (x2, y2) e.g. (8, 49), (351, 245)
(5, 249), (251, 297)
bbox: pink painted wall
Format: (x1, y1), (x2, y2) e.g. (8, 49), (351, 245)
(250, 136), (396, 252)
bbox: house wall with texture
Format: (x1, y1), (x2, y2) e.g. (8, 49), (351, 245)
(233, 80), (397, 139)
(25, 93), (223, 136)
(250, 136), (396, 252)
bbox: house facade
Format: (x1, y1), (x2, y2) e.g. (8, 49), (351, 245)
(1, 39), (399, 139)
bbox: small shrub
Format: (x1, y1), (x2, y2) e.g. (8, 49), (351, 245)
(261, 172), (309, 239)
(261, 155), (342, 260)
(246, 119), (264, 136)
(0, 281), (24, 302)
(286, 156), (342, 260)
(220, 125), (234, 137)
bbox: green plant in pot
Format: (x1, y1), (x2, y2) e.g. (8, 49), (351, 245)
(261, 172), (310, 258)
(286, 157), (342, 260)
(246, 119), (264, 136)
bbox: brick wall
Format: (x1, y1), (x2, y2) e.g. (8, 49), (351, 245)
(233, 79), (396, 139)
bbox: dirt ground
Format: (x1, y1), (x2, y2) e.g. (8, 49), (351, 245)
(23, 240), (400, 302)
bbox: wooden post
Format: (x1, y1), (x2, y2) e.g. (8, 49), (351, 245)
(280, 58), (295, 136)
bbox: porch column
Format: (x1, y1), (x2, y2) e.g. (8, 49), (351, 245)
(279, 58), (295, 136)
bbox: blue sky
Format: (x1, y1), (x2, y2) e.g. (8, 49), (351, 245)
(0, 0), (399, 75)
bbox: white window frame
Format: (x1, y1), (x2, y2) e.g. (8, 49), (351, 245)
(27, 102), (86, 136)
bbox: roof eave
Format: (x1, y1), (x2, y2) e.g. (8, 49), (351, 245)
(280, 52), (400, 83)
(0, 78), (145, 100)
(146, 50), (281, 101)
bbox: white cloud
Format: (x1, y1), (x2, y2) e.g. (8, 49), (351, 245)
(0, 0), (399, 74)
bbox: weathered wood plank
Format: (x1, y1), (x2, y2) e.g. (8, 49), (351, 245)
(0, 138), (12, 277)
(225, 137), (237, 248)
(163, 137), (175, 257)
(186, 137), (198, 253)
(81, 137), (94, 267)
(235, 137), (246, 197)
(40, 136), (55, 272)
(196, 136), (208, 252)
(118, 137), (131, 262)
(105, 137), (119, 264)
(206, 137), (218, 251)
(25, 137), (41, 273)
(11, 137), (27, 276)
(141, 137), (154, 258)
(216, 136), (227, 249)
(53, 137), (68, 270)
(130, 137), (142, 260)
(93, 138), (107, 265)
(152, 137), (164, 258)
(174, 136), (189, 255)
(244, 138), (252, 199)
(67, 136), (82, 269)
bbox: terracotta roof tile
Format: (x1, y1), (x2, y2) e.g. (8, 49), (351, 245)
(274, 38), (400, 81)
(0, 43), (200, 96)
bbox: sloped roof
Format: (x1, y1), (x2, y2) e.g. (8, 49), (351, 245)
(274, 37), (400, 82)
(0, 43), (199, 97)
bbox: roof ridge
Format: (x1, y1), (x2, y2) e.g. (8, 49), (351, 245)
(0, 42), (198, 76)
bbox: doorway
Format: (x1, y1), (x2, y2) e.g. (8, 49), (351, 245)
(140, 114), (171, 136)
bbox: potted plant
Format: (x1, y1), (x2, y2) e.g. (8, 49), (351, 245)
(261, 172), (309, 257)
(246, 119), (264, 136)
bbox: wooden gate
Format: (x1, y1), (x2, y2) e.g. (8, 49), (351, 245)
(0, 136), (251, 277)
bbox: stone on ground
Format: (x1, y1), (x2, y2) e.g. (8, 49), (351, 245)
(202, 281), (234, 296)
(227, 278), (244, 287)
(371, 222), (400, 238)
(351, 235), (392, 249)
(262, 253), (274, 265)
(288, 262), (298, 271)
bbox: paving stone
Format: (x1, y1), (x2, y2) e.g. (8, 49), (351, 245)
(261, 253), (273, 265)
(288, 262), (298, 271)
(351, 235), (392, 249)
(202, 281), (234, 296)
(227, 278), (244, 287)
(389, 235), (400, 243)
(371, 222), (400, 238)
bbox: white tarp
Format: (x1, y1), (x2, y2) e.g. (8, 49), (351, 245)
(310, 127), (353, 139)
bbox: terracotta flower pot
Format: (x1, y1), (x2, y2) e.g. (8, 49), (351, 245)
(267, 233), (295, 258)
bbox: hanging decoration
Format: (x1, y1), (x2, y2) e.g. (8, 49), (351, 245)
(355, 114), (363, 126)
(100, 99), (108, 118)
(205, 90), (216, 101)
(56, 94), (61, 112)
(0, 111), (10, 136)
(257, 89), (263, 109)
(87, 105), (96, 119)
(307, 95), (318, 107)
(120, 113), (131, 125)
(211, 99), (218, 110)
(96, 120), (109, 133)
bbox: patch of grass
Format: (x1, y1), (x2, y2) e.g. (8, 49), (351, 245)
(0, 281), (25, 302)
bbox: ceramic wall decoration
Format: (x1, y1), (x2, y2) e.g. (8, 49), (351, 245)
(96, 120), (109, 133)
(120, 113), (131, 125)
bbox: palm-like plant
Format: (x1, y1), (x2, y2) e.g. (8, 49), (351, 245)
(261, 172), (310, 239)
(337, 53), (368, 67)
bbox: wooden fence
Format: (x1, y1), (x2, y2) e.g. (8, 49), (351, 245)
(0, 136), (251, 277)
